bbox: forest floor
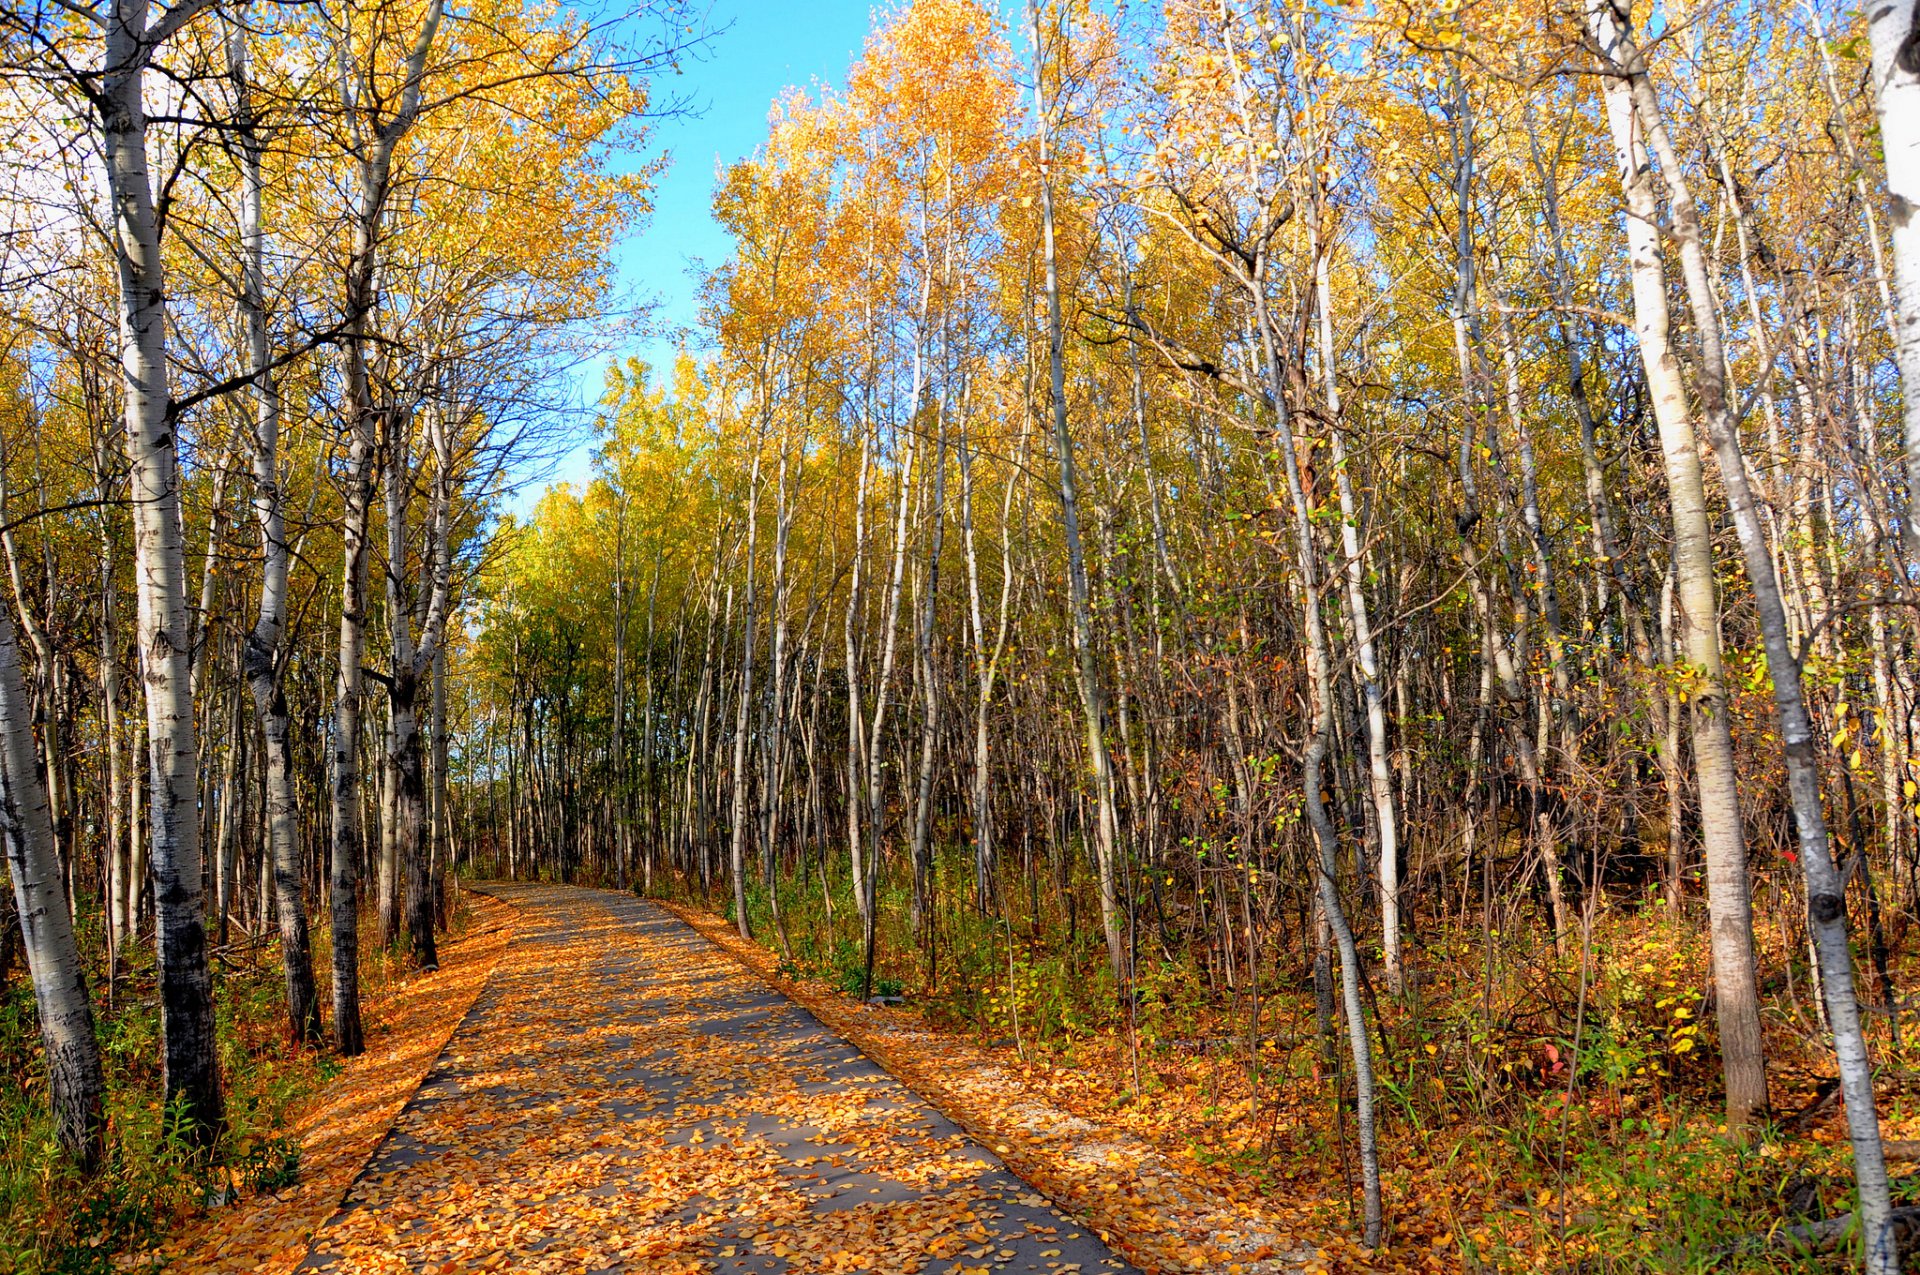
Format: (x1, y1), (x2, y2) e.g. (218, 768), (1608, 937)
(160, 890), (516, 1272)
(178, 884), (1198, 1275)
(155, 879), (1895, 1274)
(658, 898), (1341, 1275)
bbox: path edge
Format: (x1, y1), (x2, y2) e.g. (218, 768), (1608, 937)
(296, 887), (521, 1258)
(649, 893), (1310, 1275)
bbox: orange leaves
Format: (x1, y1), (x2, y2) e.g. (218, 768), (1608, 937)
(165, 896), (514, 1274)
(201, 884), (1151, 1274)
(666, 898), (1328, 1274)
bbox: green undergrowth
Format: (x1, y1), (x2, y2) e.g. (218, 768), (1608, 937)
(0, 899), (460, 1275)
(665, 847), (1920, 1269)
(713, 850), (1126, 1049)
(1445, 1105), (1920, 1272)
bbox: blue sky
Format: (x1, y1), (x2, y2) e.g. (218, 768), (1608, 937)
(513, 0), (878, 510)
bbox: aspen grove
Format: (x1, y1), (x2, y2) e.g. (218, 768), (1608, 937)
(5, 0), (1920, 1269)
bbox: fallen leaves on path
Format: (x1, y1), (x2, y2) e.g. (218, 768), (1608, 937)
(300, 885), (1141, 1274)
(162, 894), (515, 1274)
(660, 900), (1327, 1275)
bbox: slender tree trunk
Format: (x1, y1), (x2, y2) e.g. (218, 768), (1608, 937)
(431, 633), (449, 922)
(612, 495), (630, 891)
(1588, 2), (1770, 1131)
(1311, 211), (1402, 994)
(1031, 0), (1125, 986)
(127, 717), (145, 941)
(231, 20), (319, 1043)
(383, 414), (437, 971)
(329, 409), (374, 1054)
(330, 0), (443, 996)
(863, 424), (916, 986)
(640, 543), (662, 891)
(760, 445), (795, 955)
(99, 536), (128, 969)
(378, 706), (400, 947)
(845, 427), (871, 925)
(0, 602), (105, 1169)
(962, 417), (1024, 910)
(1254, 292), (1382, 1249)
(909, 418), (947, 936)
(101, 0), (221, 1136)
(1597, 4), (1889, 1254)
(214, 691), (240, 944)
(729, 445), (764, 938)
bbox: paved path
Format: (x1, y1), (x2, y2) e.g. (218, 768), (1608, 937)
(301, 884), (1139, 1275)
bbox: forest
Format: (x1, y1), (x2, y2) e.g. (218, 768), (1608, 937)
(4, 0), (1920, 1270)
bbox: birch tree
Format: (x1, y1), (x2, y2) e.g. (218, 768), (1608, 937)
(228, 16), (320, 1046)
(0, 600), (105, 1169)
(1585, 0), (1770, 1131)
(1864, 0), (1920, 559)
(99, 0), (224, 1136)
(326, 0), (444, 1050)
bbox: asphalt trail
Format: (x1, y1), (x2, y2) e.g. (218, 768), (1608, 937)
(299, 883), (1140, 1275)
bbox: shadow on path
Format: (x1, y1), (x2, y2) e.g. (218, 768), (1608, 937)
(299, 884), (1139, 1275)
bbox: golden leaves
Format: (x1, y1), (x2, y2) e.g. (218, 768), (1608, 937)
(165, 897), (515, 1275)
(666, 899), (1328, 1275)
(195, 884), (1153, 1274)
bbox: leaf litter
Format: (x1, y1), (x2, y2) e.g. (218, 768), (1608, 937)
(275, 885), (1152, 1274)
(160, 892), (516, 1273)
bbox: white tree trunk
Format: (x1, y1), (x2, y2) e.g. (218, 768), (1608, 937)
(0, 601), (105, 1168)
(1587, 0), (1770, 1131)
(729, 445), (763, 938)
(1311, 216), (1402, 994)
(1865, 0), (1920, 560)
(1597, 5), (1892, 1262)
(102, 0), (222, 1136)
(1254, 296), (1382, 1248)
(229, 20), (319, 1044)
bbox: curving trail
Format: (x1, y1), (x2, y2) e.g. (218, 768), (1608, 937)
(298, 883), (1139, 1275)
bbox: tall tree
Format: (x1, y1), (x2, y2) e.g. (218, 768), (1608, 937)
(1030, 0), (1126, 988)
(100, 0), (224, 1137)
(326, 0), (444, 1050)
(1586, 0), (1770, 1131)
(228, 15), (320, 1046)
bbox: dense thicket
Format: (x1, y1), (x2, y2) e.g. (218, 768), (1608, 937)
(467, 0), (1920, 1264)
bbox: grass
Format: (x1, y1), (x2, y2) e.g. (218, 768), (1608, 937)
(664, 845), (1920, 1271)
(0, 902), (424, 1275)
